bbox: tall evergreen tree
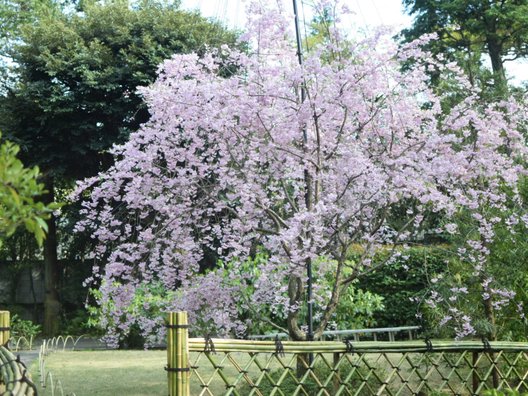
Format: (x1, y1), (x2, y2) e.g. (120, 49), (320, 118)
(0, 0), (237, 334)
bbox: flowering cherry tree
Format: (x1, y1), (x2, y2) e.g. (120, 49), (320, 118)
(75, 2), (527, 346)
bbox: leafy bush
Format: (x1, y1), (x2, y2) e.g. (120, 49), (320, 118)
(354, 246), (449, 330)
(327, 284), (384, 330)
(86, 284), (170, 348)
(61, 308), (103, 336)
(10, 314), (41, 340)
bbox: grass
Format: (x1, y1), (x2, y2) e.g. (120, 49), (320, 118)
(32, 350), (371, 395)
(31, 350), (167, 396)
(30, 350), (243, 395)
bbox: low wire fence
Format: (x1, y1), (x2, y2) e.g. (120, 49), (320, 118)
(0, 310), (83, 396)
(37, 335), (84, 396)
(167, 312), (528, 396)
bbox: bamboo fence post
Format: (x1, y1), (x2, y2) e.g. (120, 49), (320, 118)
(167, 311), (190, 396)
(0, 311), (9, 347)
(333, 352), (340, 394)
(472, 351), (478, 394)
(489, 351), (499, 389)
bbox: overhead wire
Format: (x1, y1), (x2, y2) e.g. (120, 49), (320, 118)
(371, 0), (385, 26)
(301, 0), (311, 53)
(353, 0), (368, 29)
(234, 0), (240, 29)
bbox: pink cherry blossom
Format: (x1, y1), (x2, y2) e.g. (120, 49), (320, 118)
(74, 1), (528, 344)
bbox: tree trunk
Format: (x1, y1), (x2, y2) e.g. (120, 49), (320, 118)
(42, 178), (61, 336)
(486, 35), (507, 96)
(286, 276), (312, 376)
(483, 280), (499, 389)
(287, 275), (306, 341)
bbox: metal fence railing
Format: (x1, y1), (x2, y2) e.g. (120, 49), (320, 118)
(248, 326), (421, 342)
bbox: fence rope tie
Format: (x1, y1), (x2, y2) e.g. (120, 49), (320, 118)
(344, 338), (354, 354)
(424, 337), (434, 352)
(16, 354), (28, 369)
(165, 324), (190, 329)
(0, 360), (12, 370)
(481, 337), (492, 352)
(164, 366), (190, 373)
(274, 335), (285, 357)
(20, 368), (29, 381)
(204, 335), (216, 354)
(0, 327), (10, 331)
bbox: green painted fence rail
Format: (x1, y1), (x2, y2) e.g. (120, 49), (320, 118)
(167, 312), (528, 396)
(248, 326), (421, 342)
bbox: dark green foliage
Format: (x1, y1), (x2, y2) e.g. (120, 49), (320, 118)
(0, 1), (239, 332)
(10, 313), (41, 339)
(120, 324), (146, 349)
(1, 1), (238, 179)
(0, 134), (57, 244)
(401, 0), (528, 94)
(61, 308), (99, 336)
(432, 177), (528, 341)
(330, 286), (384, 330)
(219, 252), (384, 337)
(355, 246), (449, 329)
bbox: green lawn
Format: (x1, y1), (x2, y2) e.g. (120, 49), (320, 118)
(31, 350), (167, 396)
(30, 350), (240, 395)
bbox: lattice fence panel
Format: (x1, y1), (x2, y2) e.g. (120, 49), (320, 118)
(184, 340), (528, 396)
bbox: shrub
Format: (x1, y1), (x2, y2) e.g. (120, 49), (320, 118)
(354, 246), (449, 329)
(10, 314), (41, 340)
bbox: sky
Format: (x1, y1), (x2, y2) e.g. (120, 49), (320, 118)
(179, 0), (527, 85)
(179, 0), (412, 31)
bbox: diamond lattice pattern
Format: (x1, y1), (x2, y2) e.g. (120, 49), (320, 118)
(188, 347), (528, 396)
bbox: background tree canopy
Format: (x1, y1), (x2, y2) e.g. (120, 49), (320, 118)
(0, 0), (238, 335)
(1, 0), (237, 179)
(402, 0), (528, 94)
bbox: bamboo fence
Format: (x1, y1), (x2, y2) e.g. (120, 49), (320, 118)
(0, 311), (9, 346)
(167, 311), (528, 396)
(0, 311), (37, 395)
(167, 311), (190, 396)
